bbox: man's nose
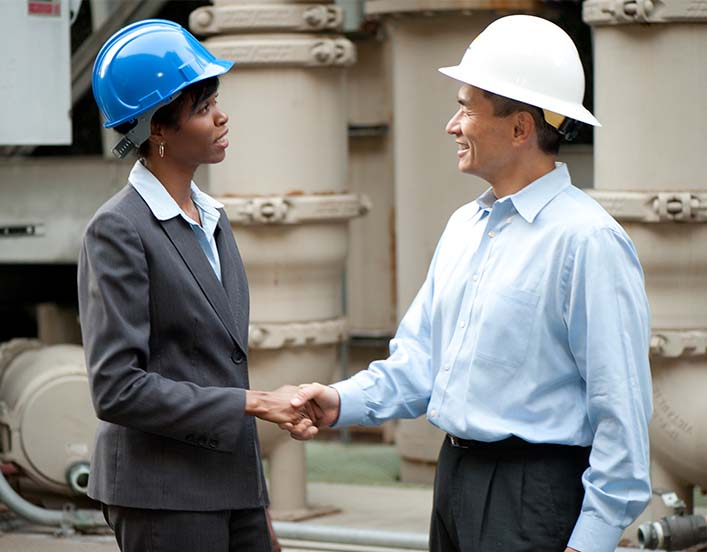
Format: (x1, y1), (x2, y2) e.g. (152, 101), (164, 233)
(445, 110), (461, 135)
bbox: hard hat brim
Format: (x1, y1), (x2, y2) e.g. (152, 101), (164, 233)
(438, 65), (601, 128)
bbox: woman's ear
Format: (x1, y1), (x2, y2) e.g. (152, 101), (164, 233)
(147, 122), (165, 148)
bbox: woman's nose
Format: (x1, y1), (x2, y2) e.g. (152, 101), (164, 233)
(216, 107), (229, 126)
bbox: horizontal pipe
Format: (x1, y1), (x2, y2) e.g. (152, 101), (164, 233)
(273, 521), (428, 550)
(0, 470), (105, 530)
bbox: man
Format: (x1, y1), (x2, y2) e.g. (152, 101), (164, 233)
(286, 15), (652, 552)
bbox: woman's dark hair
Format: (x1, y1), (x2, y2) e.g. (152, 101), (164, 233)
(480, 89), (561, 155)
(114, 76), (220, 157)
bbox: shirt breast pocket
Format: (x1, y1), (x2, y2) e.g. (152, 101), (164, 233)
(474, 287), (540, 370)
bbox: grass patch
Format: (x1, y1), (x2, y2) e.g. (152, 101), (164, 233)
(306, 441), (403, 486)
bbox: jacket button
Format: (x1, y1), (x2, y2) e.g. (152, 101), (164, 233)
(208, 439), (218, 449)
(197, 436), (207, 446)
(231, 349), (245, 364)
(185, 434), (195, 442)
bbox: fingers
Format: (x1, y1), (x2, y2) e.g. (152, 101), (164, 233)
(291, 382), (323, 407)
(280, 419), (319, 440)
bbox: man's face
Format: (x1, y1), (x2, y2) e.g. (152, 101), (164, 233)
(445, 85), (514, 182)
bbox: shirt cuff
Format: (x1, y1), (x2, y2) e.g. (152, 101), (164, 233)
(330, 378), (369, 428)
(567, 512), (624, 552)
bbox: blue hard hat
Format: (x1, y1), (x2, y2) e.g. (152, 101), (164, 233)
(92, 19), (233, 129)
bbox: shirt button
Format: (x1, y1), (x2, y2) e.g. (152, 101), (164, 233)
(505, 217), (513, 224)
(444, 363), (450, 371)
(488, 230), (496, 238)
(430, 410), (437, 417)
(460, 320), (466, 328)
(472, 274), (479, 282)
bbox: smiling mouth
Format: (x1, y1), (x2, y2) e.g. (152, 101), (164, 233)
(215, 130), (229, 143)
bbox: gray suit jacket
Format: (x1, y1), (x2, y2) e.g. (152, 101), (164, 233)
(78, 184), (267, 511)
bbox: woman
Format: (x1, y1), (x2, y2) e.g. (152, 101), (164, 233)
(79, 19), (312, 552)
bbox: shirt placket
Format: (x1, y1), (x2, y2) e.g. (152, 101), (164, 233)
(432, 202), (513, 421)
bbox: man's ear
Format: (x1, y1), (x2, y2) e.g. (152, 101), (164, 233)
(512, 111), (535, 144)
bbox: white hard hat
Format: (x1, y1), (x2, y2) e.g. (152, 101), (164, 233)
(438, 15), (600, 128)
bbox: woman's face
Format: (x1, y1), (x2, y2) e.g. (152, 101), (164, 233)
(160, 91), (229, 167)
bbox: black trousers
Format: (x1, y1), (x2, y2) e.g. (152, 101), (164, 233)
(102, 504), (273, 552)
(430, 436), (590, 552)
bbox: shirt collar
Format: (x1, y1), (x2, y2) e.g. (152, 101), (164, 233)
(128, 160), (223, 223)
(472, 162), (571, 224)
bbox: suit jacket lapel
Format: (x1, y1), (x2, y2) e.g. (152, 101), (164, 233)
(159, 216), (245, 352)
(215, 212), (250, 350)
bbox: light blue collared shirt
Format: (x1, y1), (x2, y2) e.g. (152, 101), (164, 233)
(128, 161), (224, 281)
(333, 163), (653, 552)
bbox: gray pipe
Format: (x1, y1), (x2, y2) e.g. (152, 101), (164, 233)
(0, 470), (427, 548)
(273, 521), (428, 550)
(0, 470), (106, 531)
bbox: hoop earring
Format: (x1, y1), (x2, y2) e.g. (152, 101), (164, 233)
(158, 142), (165, 158)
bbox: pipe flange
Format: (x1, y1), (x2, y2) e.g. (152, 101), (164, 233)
(249, 318), (348, 349)
(65, 461), (91, 495)
(204, 36), (356, 67)
(190, 4), (343, 35)
(366, 0), (536, 16)
(588, 190), (707, 223)
(222, 193), (369, 225)
(650, 330), (707, 358)
(0, 339), (42, 376)
(584, 0), (707, 25)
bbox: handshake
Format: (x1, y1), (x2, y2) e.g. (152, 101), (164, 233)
(245, 383), (341, 440)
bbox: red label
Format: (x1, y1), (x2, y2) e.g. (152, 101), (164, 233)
(28, 0), (61, 16)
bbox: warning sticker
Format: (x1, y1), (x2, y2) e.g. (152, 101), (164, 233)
(28, 0), (61, 16)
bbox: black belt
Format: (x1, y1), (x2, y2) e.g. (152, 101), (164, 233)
(447, 434), (530, 449)
(447, 434), (590, 455)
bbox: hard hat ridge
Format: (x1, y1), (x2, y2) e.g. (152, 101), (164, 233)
(91, 19), (234, 158)
(438, 15), (600, 129)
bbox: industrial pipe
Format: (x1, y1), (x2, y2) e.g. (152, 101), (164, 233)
(66, 461), (91, 495)
(272, 521), (428, 550)
(638, 514), (707, 550)
(0, 469), (105, 531)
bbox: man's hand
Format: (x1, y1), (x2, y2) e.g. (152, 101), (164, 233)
(280, 382), (341, 440)
(565, 547), (579, 552)
(245, 385), (317, 436)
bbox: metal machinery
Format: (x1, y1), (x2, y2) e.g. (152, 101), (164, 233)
(583, 0), (707, 540)
(0, 340), (94, 497)
(1, 0), (706, 548)
(189, 0), (366, 517)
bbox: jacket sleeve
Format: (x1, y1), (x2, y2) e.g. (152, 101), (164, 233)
(564, 226), (653, 552)
(78, 209), (245, 453)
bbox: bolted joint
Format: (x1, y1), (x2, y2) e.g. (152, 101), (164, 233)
(653, 192), (704, 222)
(584, 0), (707, 25)
(303, 5), (342, 30)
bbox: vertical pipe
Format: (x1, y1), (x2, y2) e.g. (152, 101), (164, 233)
(189, 1), (362, 516)
(584, 1), (707, 544)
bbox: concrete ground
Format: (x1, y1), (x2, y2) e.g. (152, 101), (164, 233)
(0, 443), (648, 551)
(0, 482), (640, 551)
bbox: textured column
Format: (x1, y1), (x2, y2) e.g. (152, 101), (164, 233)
(363, 0), (541, 483)
(584, 0), (707, 544)
(190, 0), (363, 519)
